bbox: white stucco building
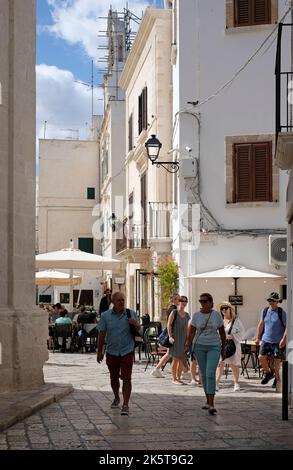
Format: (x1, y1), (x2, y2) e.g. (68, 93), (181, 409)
(97, 9), (131, 294)
(38, 138), (102, 309)
(274, 3), (293, 407)
(119, 8), (173, 320)
(171, 0), (289, 330)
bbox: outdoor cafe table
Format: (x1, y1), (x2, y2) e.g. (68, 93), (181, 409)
(241, 340), (260, 374)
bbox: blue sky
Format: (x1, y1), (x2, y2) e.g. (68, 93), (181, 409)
(37, 1), (96, 83)
(36, 0), (154, 141)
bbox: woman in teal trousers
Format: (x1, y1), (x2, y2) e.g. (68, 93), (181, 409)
(186, 293), (226, 415)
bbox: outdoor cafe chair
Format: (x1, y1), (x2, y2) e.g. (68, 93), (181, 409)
(77, 323), (98, 353)
(143, 327), (167, 371)
(53, 323), (73, 353)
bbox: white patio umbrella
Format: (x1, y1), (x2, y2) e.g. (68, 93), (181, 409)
(187, 265), (283, 282)
(35, 270), (82, 286)
(36, 242), (124, 311)
(187, 264), (284, 312)
(36, 249), (122, 270)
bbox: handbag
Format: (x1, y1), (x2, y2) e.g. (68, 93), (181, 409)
(158, 310), (177, 347)
(126, 309), (144, 347)
(225, 319), (236, 359)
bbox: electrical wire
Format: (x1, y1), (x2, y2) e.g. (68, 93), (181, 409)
(195, 8), (291, 109)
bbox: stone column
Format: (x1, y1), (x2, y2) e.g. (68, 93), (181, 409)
(0, 0), (48, 392)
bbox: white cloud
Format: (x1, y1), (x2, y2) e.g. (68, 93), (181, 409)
(37, 1), (151, 141)
(46, 0), (149, 61)
(36, 64), (103, 143)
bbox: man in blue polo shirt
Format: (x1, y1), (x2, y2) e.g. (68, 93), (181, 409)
(256, 292), (287, 393)
(97, 291), (140, 416)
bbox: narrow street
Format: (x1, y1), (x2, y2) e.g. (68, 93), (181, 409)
(0, 352), (292, 450)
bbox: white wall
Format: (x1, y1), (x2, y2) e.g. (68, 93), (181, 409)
(173, 0), (289, 302)
(38, 139), (100, 308)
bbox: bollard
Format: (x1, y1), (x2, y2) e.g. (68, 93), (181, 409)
(282, 360), (288, 421)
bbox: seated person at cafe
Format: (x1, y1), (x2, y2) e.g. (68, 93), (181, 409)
(77, 306), (97, 324)
(55, 311), (72, 352)
(55, 311), (72, 325)
(47, 303), (62, 349)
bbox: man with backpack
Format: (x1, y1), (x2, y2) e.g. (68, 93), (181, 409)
(96, 292), (140, 416)
(255, 292), (287, 392)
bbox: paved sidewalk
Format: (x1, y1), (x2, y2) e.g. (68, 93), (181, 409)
(0, 352), (292, 450)
(0, 383), (73, 433)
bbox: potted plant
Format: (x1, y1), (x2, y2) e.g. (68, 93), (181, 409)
(155, 256), (179, 310)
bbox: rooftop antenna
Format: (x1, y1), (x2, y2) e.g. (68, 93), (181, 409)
(43, 120), (47, 139)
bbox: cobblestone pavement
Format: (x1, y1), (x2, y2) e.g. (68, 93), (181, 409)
(0, 352), (292, 450)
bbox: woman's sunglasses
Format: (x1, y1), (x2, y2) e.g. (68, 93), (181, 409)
(221, 306), (229, 311)
(179, 299), (188, 303)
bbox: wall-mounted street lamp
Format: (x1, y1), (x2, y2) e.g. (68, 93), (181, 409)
(145, 134), (179, 173)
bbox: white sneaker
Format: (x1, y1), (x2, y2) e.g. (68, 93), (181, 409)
(150, 368), (163, 378)
(215, 384), (219, 392)
(234, 383), (240, 392)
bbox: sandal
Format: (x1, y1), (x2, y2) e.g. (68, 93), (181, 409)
(208, 408), (217, 415)
(201, 405), (210, 410)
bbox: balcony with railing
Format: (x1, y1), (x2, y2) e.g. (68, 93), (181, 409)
(115, 221), (150, 260)
(275, 22), (293, 170)
(115, 203), (173, 256)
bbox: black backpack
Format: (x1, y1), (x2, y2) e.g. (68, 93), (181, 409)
(126, 309), (143, 347)
(263, 307), (285, 330)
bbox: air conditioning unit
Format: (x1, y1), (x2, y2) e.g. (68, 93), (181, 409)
(269, 235), (287, 266)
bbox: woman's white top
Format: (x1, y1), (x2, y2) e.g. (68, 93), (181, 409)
(222, 317), (245, 365)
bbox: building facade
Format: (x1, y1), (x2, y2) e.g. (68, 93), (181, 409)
(171, 0), (288, 329)
(274, 4), (293, 405)
(98, 9), (131, 294)
(119, 8), (173, 320)
(38, 138), (102, 309)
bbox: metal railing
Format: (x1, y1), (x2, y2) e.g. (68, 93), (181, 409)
(115, 222), (149, 253)
(149, 202), (173, 239)
(275, 23), (293, 139)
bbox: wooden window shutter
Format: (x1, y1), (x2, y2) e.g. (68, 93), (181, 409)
(140, 173), (147, 246)
(254, 0), (270, 24)
(143, 87), (148, 130)
(233, 141), (272, 203)
(234, 0), (250, 26)
(252, 142), (272, 201)
(138, 94), (142, 134)
(128, 113), (133, 151)
(234, 0), (271, 27)
(233, 144), (252, 202)
(78, 237), (94, 254)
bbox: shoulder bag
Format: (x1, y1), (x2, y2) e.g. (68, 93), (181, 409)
(158, 310), (177, 348)
(225, 319), (236, 358)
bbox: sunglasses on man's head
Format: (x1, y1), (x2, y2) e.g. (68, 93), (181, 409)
(199, 299), (209, 303)
(221, 306), (229, 311)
